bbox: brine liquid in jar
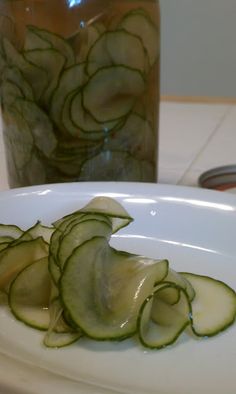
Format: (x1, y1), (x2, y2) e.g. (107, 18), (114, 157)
(0, 0), (160, 186)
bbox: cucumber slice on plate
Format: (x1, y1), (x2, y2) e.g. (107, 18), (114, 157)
(60, 236), (168, 340)
(138, 283), (191, 349)
(83, 65), (145, 123)
(9, 257), (51, 330)
(86, 30), (147, 76)
(181, 272), (236, 337)
(119, 9), (160, 67)
(0, 224), (23, 239)
(0, 237), (48, 290)
(57, 219), (112, 270)
(78, 196), (133, 233)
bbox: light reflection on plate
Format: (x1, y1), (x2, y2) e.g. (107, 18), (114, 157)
(0, 182), (235, 394)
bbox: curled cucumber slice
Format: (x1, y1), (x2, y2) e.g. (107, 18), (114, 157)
(61, 236), (168, 340)
(138, 283), (191, 349)
(181, 272), (236, 337)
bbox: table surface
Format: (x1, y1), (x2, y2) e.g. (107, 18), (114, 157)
(1, 101), (236, 192)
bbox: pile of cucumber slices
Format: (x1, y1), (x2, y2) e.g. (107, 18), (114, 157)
(0, 7), (159, 185)
(0, 196), (235, 349)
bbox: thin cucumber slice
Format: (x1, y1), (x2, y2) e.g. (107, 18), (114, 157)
(83, 65), (145, 123)
(61, 236), (168, 340)
(119, 9), (160, 67)
(0, 223), (23, 239)
(24, 48), (65, 105)
(9, 257), (51, 330)
(50, 63), (87, 130)
(78, 196), (133, 233)
(57, 219), (112, 270)
(181, 272), (236, 337)
(2, 38), (48, 100)
(28, 26), (75, 67)
(70, 90), (120, 134)
(0, 237), (48, 290)
(24, 25), (52, 51)
(87, 30), (147, 76)
(13, 98), (57, 158)
(2, 66), (34, 101)
(138, 283), (191, 349)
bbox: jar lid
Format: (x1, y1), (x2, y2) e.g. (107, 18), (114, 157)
(198, 165), (236, 192)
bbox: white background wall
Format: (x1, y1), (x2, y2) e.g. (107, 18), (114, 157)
(159, 0), (236, 98)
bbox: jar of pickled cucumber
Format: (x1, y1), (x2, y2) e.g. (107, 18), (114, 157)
(0, 0), (160, 186)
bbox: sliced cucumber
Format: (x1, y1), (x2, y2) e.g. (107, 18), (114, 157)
(24, 48), (65, 105)
(57, 219), (112, 270)
(165, 269), (196, 302)
(61, 236), (168, 340)
(50, 63), (87, 130)
(138, 283), (191, 349)
(181, 273), (236, 337)
(0, 237), (48, 290)
(70, 90), (120, 135)
(119, 9), (160, 67)
(83, 65), (145, 123)
(2, 38), (48, 101)
(9, 257), (51, 330)
(27, 26), (75, 67)
(0, 224), (23, 239)
(86, 30), (147, 76)
(23, 221), (54, 244)
(78, 196), (133, 233)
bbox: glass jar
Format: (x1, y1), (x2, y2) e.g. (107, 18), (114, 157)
(0, 0), (160, 187)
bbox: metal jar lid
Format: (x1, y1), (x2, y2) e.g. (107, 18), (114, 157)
(198, 165), (236, 192)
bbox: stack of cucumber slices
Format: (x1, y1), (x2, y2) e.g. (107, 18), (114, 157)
(0, 7), (159, 185)
(0, 197), (235, 349)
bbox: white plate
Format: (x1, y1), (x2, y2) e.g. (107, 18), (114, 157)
(0, 182), (235, 394)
